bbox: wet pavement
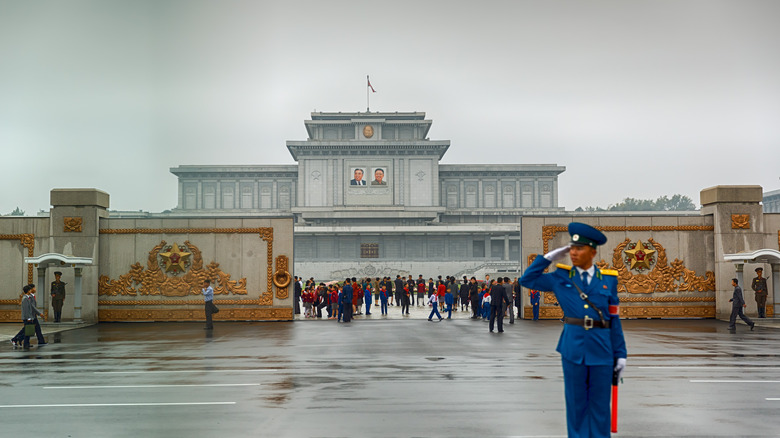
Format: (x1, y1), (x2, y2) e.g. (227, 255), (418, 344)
(2, 318), (780, 437)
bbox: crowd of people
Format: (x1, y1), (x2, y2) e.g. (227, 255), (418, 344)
(293, 274), (542, 323)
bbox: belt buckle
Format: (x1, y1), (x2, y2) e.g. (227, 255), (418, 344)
(583, 315), (594, 330)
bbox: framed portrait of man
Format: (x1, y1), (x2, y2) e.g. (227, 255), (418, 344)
(371, 167), (388, 186)
(350, 168), (367, 186)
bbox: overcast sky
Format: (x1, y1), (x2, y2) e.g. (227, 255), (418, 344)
(1, 0), (779, 215)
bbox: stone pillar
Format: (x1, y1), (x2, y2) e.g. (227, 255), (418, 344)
(49, 188), (108, 323)
(735, 264), (744, 294)
(36, 267), (46, 319)
(73, 267), (83, 322)
(700, 185), (764, 319)
(773, 264), (780, 317)
(504, 235), (510, 261)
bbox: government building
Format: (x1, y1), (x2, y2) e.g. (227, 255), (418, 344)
(170, 111), (565, 280)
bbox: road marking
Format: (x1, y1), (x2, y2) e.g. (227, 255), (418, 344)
(0, 402), (236, 409)
(94, 369), (276, 375)
(639, 366), (780, 370)
(690, 380), (780, 383)
(44, 383), (261, 389)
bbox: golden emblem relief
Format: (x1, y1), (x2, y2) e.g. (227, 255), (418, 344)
(159, 242), (191, 273)
(98, 240), (247, 297)
(731, 214), (750, 229)
(63, 217), (83, 232)
(363, 124), (374, 138)
(623, 240), (656, 271)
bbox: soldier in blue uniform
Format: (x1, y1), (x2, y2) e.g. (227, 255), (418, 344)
(520, 222), (627, 438)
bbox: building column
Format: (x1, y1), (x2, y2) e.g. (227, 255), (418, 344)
(36, 267), (47, 319)
(485, 236), (491, 259)
(735, 263), (744, 295)
(216, 181), (222, 209)
(772, 263), (780, 317)
(504, 235), (510, 261)
(73, 267), (83, 323)
(197, 181), (202, 209)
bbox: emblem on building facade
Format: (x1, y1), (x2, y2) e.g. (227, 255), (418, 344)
(623, 240), (656, 271)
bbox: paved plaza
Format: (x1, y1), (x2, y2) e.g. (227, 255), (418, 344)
(2, 317), (780, 437)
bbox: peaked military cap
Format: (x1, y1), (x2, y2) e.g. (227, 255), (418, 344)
(755, 267), (763, 272)
(568, 222), (607, 248)
(54, 271), (63, 276)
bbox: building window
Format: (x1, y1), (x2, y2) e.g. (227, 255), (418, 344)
(241, 186), (253, 209)
(473, 240), (485, 258)
(360, 243), (379, 258)
(204, 185), (216, 209)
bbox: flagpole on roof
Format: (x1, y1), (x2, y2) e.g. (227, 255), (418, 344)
(366, 75), (370, 112)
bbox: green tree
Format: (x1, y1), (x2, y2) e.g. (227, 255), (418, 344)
(576, 194), (696, 212)
(8, 207), (25, 216)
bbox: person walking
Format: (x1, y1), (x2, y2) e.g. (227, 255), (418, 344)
(519, 222), (627, 438)
(427, 291), (442, 321)
(12, 284), (46, 348)
(751, 267), (768, 318)
(202, 279), (215, 330)
(729, 278), (755, 331)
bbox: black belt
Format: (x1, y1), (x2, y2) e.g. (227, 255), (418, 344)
(564, 316), (610, 330)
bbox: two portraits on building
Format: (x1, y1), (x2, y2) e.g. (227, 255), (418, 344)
(350, 167), (389, 187)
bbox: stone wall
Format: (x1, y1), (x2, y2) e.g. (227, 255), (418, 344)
(0, 189), (294, 323)
(520, 215), (719, 319)
(97, 217), (294, 322)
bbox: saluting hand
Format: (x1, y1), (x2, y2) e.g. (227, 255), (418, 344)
(544, 245), (571, 263)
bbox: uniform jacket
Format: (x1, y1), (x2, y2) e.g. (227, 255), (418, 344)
(520, 256), (627, 366)
(731, 285), (746, 307)
(51, 281), (66, 300)
(752, 277), (768, 295)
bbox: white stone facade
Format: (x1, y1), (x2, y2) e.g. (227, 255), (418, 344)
(170, 111), (565, 280)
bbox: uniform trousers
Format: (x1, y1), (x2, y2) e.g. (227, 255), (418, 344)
(52, 298), (64, 322)
(561, 358), (612, 438)
(380, 298), (388, 315)
(756, 293), (767, 317)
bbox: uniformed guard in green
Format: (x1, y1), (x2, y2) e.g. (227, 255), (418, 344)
(51, 271), (67, 323)
(751, 267), (768, 318)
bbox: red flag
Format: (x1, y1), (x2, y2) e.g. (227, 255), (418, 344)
(367, 75), (376, 93)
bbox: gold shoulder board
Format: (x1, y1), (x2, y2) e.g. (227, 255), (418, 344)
(601, 269), (619, 276)
(555, 263), (572, 271)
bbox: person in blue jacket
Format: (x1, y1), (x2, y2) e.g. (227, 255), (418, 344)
(530, 289), (540, 321)
(444, 288), (454, 319)
(364, 280), (372, 315)
(520, 222), (627, 438)
(379, 285), (389, 315)
(341, 279), (353, 323)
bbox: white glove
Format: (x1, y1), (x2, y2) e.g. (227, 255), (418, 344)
(543, 245), (571, 262)
(614, 358), (627, 382)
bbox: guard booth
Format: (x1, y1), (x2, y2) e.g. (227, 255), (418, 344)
(24, 253), (93, 322)
(724, 249), (780, 317)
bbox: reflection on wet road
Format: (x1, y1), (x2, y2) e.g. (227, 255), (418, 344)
(1, 319), (780, 437)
